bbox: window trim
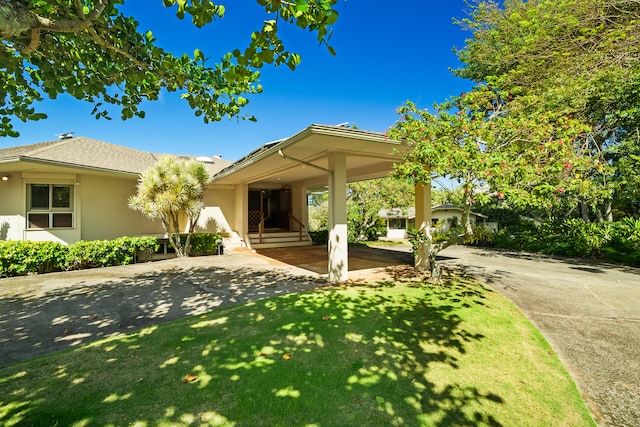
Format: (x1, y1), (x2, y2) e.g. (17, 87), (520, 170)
(26, 183), (75, 229)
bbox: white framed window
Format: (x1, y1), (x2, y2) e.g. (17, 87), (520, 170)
(27, 184), (74, 229)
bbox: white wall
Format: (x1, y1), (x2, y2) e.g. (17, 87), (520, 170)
(0, 176), (25, 240)
(79, 174), (165, 240)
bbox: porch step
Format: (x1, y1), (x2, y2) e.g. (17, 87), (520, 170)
(247, 231), (312, 249)
(222, 232), (247, 254)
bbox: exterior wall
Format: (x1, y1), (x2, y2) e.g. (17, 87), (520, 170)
(79, 174), (164, 241)
(198, 186), (235, 235)
(0, 175), (26, 241)
(387, 228), (407, 239)
(1, 172), (82, 243)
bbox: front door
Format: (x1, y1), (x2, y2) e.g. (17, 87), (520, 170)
(248, 189), (291, 231)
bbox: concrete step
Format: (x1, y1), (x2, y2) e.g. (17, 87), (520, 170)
(250, 240), (313, 249)
(247, 230), (312, 249)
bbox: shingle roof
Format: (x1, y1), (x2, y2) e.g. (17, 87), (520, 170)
(0, 136), (232, 175)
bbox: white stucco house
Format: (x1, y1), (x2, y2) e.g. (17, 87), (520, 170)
(379, 204), (489, 239)
(1, 124), (436, 282)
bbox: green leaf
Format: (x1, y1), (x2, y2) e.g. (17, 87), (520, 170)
(295, 0), (309, 13)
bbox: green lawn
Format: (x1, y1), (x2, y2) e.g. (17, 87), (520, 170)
(0, 272), (594, 426)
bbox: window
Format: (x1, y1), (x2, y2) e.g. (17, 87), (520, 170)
(389, 218), (405, 229)
(27, 184), (74, 229)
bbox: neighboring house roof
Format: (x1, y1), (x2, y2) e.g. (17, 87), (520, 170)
(379, 205), (488, 219)
(0, 136), (232, 176)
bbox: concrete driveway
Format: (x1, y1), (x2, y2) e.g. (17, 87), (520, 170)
(437, 245), (640, 427)
(0, 252), (328, 367)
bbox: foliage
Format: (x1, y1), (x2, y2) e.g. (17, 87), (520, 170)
(308, 177), (414, 241)
(129, 156), (210, 257)
(309, 229), (329, 245)
(0, 0), (339, 137)
(347, 178), (414, 242)
(492, 218), (640, 265)
(181, 232), (222, 255)
(454, 0), (640, 220)
(66, 236), (159, 270)
(0, 239), (67, 276)
(0, 279), (595, 426)
(308, 191), (328, 232)
(0, 236), (159, 277)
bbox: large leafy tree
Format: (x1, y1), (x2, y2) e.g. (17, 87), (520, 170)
(0, 0), (339, 137)
(454, 0), (640, 220)
(389, 90), (591, 280)
(347, 177), (414, 241)
(128, 155), (210, 257)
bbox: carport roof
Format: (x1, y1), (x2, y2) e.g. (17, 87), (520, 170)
(210, 124), (411, 188)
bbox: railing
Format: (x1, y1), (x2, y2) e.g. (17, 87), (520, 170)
(288, 212), (306, 242)
(258, 212), (265, 243)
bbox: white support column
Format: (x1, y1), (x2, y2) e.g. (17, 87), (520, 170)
(291, 182), (308, 229)
(328, 152), (348, 282)
(414, 181), (432, 269)
(234, 183), (248, 240)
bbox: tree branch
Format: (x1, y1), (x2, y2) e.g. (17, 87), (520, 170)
(1, 0), (109, 54)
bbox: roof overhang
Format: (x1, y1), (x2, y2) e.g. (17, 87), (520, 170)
(0, 156), (140, 178)
(210, 124), (411, 189)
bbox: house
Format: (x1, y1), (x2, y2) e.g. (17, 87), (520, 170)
(379, 204), (489, 239)
(1, 124), (423, 282)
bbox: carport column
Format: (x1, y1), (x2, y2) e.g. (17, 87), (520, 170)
(414, 181), (432, 270)
(328, 152), (348, 283)
(235, 183), (249, 240)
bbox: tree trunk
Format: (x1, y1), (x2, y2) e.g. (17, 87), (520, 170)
(581, 202), (590, 222)
(603, 200), (613, 222)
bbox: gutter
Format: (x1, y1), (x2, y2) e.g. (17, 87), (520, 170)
(0, 156), (140, 177)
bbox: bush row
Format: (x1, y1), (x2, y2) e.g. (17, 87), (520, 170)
(480, 218), (640, 266)
(0, 233), (222, 278)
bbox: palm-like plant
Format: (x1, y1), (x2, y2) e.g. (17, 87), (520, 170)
(129, 156), (210, 257)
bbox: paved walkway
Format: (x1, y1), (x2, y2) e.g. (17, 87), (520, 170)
(1, 245), (639, 426)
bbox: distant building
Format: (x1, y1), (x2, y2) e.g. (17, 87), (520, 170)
(379, 204), (489, 239)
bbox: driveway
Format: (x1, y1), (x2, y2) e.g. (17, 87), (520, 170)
(0, 252), (328, 367)
(437, 245), (640, 427)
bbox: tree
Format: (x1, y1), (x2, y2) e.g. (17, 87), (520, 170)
(388, 90), (591, 280)
(0, 0), (339, 137)
(347, 177), (414, 242)
(129, 155), (210, 257)
(454, 0), (640, 220)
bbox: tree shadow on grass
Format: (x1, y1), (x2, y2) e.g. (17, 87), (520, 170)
(1, 273), (504, 426)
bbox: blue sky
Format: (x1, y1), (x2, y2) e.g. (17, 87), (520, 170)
(5, 0), (473, 161)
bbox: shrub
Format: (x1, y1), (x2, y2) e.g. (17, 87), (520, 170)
(66, 236), (159, 270)
(309, 230), (329, 245)
(0, 240), (68, 277)
(491, 218), (640, 266)
(187, 233), (223, 256)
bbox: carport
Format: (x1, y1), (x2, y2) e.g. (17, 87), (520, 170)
(210, 124), (432, 282)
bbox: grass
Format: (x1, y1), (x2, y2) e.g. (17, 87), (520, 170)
(0, 271), (594, 427)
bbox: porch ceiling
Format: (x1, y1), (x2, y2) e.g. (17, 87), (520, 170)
(210, 124), (411, 189)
